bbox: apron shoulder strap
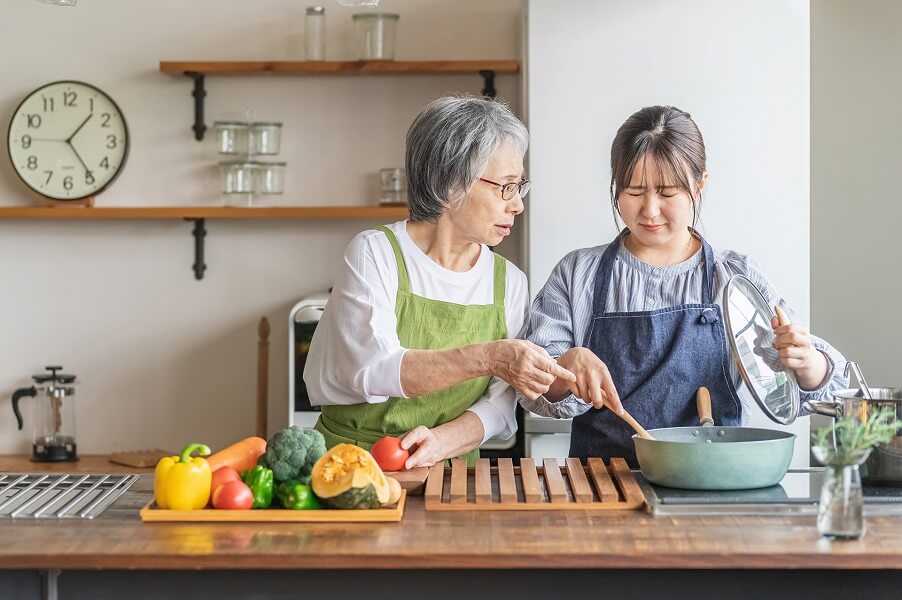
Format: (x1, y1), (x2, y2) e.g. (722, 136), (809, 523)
(375, 225), (411, 293)
(592, 230), (627, 315)
(492, 251), (506, 307)
(701, 237), (716, 304)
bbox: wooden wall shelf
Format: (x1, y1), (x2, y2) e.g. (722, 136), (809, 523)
(0, 205), (409, 280)
(0, 205), (409, 220)
(159, 60), (520, 76)
(159, 59), (520, 140)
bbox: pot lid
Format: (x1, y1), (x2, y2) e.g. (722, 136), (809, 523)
(722, 275), (799, 425)
(32, 365), (76, 384)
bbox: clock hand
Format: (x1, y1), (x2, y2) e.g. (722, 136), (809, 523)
(27, 137), (66, 142)
(66, 113), (93, 144)
(67, 140), (90, 174)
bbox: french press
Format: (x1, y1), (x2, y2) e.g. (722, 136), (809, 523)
(11, 366), (79, 462)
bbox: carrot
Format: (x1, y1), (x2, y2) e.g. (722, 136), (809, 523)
(207, 436), (267, 473)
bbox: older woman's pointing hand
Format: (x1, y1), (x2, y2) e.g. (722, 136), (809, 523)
(485, 340), (576, 401)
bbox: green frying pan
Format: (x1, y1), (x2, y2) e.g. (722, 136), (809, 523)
(634, 388), (796, 490)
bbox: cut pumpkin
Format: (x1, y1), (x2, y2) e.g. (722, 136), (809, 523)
(311, 444), (391, 509)
(385, 476), (402, 506)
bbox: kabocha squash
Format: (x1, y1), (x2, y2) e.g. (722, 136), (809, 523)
(311, 444), (391, 509)
(385, 476), (402, 506)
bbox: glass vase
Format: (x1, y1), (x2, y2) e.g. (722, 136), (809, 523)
(816, 453), (869, 540)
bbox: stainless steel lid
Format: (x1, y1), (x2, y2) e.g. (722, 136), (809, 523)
(722, 274), (800, 425)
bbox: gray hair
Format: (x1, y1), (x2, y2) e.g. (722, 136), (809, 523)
(405, 96), (529, 222)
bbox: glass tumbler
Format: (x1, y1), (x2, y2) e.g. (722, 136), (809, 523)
(352, 13), (399, 60)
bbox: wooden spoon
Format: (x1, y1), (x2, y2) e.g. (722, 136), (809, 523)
(610, 401), (655, 440)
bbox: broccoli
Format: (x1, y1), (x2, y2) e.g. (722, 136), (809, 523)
(257, 426), (326, 484)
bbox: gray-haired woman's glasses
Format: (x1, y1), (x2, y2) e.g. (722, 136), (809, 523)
(478, 177), (531, 201)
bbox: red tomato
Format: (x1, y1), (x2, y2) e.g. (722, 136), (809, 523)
(371, 436), (409, 472)
(210, 466), (241, 495)
(211, 480), (254, 510)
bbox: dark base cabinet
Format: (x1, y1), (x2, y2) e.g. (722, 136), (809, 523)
(4, 569), (902, 600)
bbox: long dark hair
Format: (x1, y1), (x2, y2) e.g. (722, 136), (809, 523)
(609, 106), (706, 229)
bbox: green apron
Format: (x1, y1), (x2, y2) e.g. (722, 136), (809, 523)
(315, 225), (508, 466)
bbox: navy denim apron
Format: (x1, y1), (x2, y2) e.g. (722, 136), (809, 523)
(569, 231), (742, 466)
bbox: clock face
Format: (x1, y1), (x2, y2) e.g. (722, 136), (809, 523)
(7, 81), (129, 201)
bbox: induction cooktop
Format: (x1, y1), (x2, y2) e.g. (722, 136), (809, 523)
(636, 468), (902, 516)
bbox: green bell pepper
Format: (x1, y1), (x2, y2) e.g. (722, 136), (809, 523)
(240, 465), (274, 509)
(277, 479), (321, 510)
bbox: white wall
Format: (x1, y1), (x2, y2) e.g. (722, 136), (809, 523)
(0, 0), (522, 454)
(525, 0), (811, 465)
(812, 0), (902, 389)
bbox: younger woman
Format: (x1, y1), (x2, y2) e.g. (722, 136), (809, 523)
(521, 105), (847, 465)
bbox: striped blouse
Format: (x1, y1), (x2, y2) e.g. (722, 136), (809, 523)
(519, 241), (848, 423)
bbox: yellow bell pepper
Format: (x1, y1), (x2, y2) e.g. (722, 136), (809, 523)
(154, 443), (212, 510)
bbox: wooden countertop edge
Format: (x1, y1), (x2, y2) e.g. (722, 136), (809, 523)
(3, 553), (901, 570)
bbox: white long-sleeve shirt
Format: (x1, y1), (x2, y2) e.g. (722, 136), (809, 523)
(304, 220), (529, 443)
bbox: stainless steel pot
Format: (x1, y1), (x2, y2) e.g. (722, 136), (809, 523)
(806, 387), (902, 485)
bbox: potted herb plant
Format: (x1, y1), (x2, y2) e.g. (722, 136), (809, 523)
(812, 409), (900, 539)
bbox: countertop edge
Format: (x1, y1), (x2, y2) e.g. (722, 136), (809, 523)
(3, 553), (902, 571)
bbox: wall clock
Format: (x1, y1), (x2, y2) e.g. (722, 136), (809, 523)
(7, 80), (129, 203)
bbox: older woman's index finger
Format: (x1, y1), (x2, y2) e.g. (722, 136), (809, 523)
(549, 362), (576, 382)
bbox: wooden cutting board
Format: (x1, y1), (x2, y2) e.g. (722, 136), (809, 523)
(108, 449), (174, 468)
(424, 457), (645, 511)
(383, 467), (429, 495)
(140, 490), (406, 523)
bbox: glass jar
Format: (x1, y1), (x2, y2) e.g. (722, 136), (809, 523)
(214, 122), (249, 155)
(305, 6), (325, 61)
(220, 161), (256, 194)
(352, 13), (399, 60)
(814, 447), (870, 540)
(256, 162), (286, 194)
(379, 167), (406, 205)
(249, 122), (282, 155)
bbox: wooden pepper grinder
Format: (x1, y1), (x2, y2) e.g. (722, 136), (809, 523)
(257, 317), (270, 440)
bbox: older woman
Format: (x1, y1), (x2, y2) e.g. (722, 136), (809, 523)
(304, 96), (574, 468)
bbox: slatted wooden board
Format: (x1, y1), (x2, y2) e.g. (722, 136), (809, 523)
(424, 458), (645, 511)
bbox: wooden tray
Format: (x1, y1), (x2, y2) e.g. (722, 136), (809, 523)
(424, 458), (645, 511)
(140, 490), (406, 522)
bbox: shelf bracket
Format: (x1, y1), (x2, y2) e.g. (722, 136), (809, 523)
(185, 71), (207, 141)
(479, 70), (497, 98)
(186, 218), (207, 280)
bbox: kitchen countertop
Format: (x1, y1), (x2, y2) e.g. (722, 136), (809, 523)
(3, 455), (902, 572)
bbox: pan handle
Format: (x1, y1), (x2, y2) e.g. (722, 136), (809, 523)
(697, 387), (714, 426)
(803, 400), (841, 418)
